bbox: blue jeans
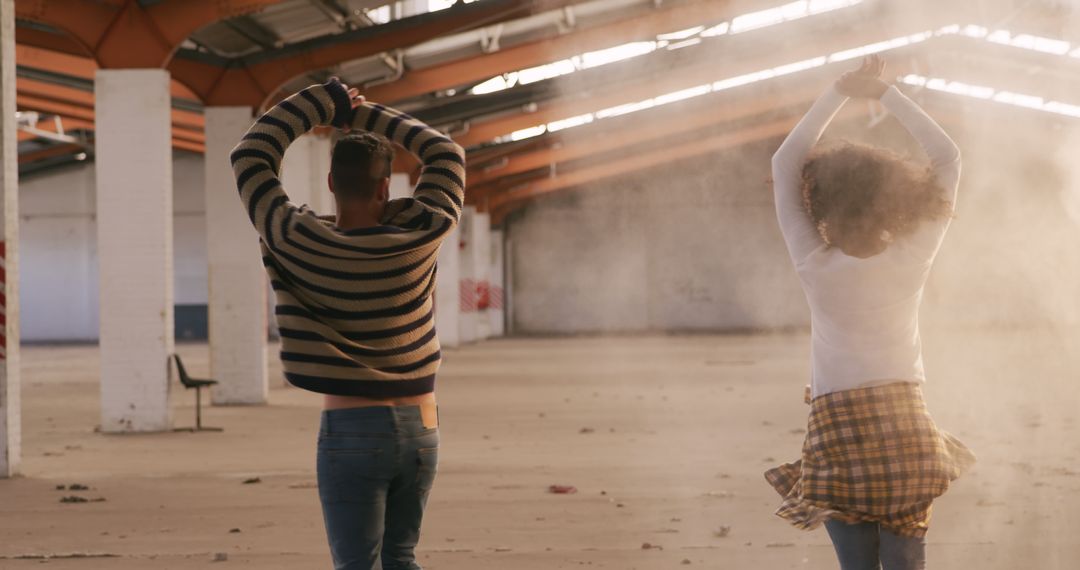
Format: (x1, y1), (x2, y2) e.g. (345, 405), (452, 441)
(824, 520), (926, 570)
(317, 406), (439, 570)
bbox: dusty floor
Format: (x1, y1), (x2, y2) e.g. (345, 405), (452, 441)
(1, 331), (1079, 569)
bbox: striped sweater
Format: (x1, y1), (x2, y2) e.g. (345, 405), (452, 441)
(230, 80), (466, 397)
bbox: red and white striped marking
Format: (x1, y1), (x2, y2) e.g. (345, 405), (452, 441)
(489, 286), (505, 311)
(459, 279), (477, 313)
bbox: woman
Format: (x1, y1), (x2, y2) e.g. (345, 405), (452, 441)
(765, 55), (975, 570)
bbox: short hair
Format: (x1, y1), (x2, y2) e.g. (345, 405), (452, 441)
(330, 132), (394, 200)
(801, 141), (953, 250)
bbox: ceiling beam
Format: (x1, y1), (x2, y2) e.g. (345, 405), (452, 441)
(15, 43), (201, 100)
(486, 91), (972, 223)
(15, 0), (287, 68)
(364, 0), (741, 104)
(487, 117), (796, 220)
(450, 16), (956, 148)
(17, 142), (86, 165)
(16, 76), (205, 131)
(465, 89), (822, 191)
(166, 0), (580, 108)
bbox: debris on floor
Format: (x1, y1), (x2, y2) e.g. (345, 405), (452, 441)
(242, 477), (261, 485)
(548, 485), (577, 494)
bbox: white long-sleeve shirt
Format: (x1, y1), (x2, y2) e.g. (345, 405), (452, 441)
(772, 85), (961, 398)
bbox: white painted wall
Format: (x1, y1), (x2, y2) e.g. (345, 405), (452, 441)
(19, 152), (208, 342)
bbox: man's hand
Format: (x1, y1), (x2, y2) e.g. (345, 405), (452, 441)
(327, 77), (366, 133)
(324, 77), (366, 131)
(835, 54), (889, 99)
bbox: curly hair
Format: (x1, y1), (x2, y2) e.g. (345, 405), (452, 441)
(801, 141), (953, 253)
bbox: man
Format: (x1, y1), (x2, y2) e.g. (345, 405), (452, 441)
(230, 77), (465, 570)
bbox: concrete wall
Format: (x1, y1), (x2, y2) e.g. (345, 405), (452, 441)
(19, 152), (208, 342)
(507, 113), (1080, 334)
(506, 139), (807, 334)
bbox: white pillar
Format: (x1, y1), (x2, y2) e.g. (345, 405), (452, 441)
(281, 133), (332, 216)
(472, 212), (491, 340)
(389, 173), (412, 201)
(436, 226), (460, 348)
(204, 107), (268, 405)
(458, 206), (477, 344)
(95, 69), (173, 432)
(0, 0), (22, 476)
(488, 230), (505, 337)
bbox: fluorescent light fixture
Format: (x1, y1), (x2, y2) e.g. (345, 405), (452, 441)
(517, 59), (578, 85)
(1043, 102), (1080, 118)
(666, 37), (703, 50)
(994, 91), (1045, 109)
(772, 56), (828, 76)
(581, 42), (657, 69)
(657, 26), (705, 41)
(427, 0), (477, 12)
(472, 75), (516, 95)
(731, 1), (810, 33)
(595, 100), (655, 119)
(828, 32), (932, 62)
(808, 0), (862, 13)
(509, 125), (547, 141)
(987, 30), (1071, 55)
(547, 113), (595, 132)
(653, 84), (712, 105)
(960, 25), (988, 38)
(713, 69), (777, 91)
(901, 74), (1080, 119)
(699, 22), (731, 37)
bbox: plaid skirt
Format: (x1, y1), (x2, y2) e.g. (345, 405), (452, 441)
(765, 382), (975, 538)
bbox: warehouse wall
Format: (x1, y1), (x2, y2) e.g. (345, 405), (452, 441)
(507, 139), (808, 334)
(507, 112), (1080, 334)
(19, 152), (209, 342)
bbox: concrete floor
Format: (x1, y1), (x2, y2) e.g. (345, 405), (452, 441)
(1, 331), (1079, 569)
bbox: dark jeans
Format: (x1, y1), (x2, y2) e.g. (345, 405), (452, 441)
(825, 520), (926, 570)
(317, 406), (439, 570)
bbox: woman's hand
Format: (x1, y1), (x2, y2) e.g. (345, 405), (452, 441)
(835, 55), (889, 99)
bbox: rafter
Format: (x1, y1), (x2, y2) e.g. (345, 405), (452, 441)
(486, 92), (967, 222)
(14, 0), (287, 68)
(15, 43), (201, 100)
(364, 0), (740, 104)
(166, 0), (579, 107)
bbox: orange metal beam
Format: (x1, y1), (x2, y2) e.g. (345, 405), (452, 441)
(487, 117), (799, 218)
(17, 77), (205, 131)
(14, 25), (88, 56)
(364, 0), (740, 104)
(452, 19), (947, 147)
(466, 86), (826, 190)
(169, 0), (577, 108)
(485, 90), (963, 221)
(15, 44), (201, 100)
(15, 0), (286, 68)
(16, 103), (204, 148)
(17, 142), (85, 164)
